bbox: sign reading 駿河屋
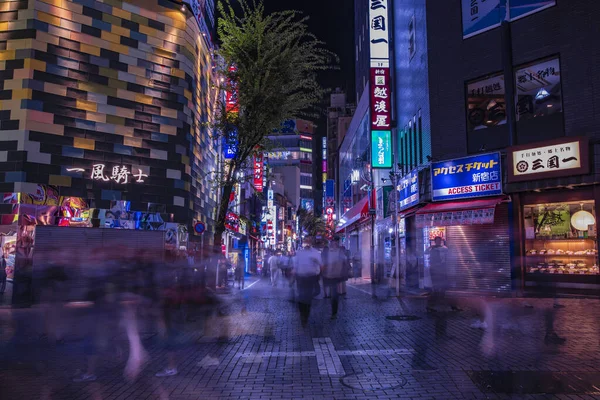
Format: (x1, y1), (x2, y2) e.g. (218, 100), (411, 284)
(398, 168), (419, 210)
(369, 0), (392, 169)
(431, 153), (502, 201)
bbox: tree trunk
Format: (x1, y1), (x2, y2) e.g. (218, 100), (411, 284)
(213, 180), (235, 253)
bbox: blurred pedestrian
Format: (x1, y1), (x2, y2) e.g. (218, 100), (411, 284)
(269, 251), (282, 287)
(292, 236), (322, 327)
(322, 237), (348, 319)
(425, 236), (449, 313)
(234, 257), (245, 289)
(0, 255), (7, 294)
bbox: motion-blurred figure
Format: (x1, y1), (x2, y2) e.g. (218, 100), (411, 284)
(293, 236), (322, 327)
(234, 257), (245, 289)
(426, 236), (449, 313)
(269, 251), (282, 287)
(0, 255), (7, 294)
(322, 237), (348, 319)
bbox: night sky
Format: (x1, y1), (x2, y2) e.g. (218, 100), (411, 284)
(262, 0), (356, 104)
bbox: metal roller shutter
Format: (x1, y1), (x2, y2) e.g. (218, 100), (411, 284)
(446, 204), (511, 293)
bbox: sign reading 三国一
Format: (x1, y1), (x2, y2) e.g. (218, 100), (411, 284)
(431, 153), (502, 201)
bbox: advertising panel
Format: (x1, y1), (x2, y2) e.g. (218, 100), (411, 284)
(462, 0), (556, 39)
(370, 67), (391, 131)
(431, 153), (502, 201)
(371, 130), (392, 169)
(398, 169), (419, 210)
(507, 137), (589, 182)
(253, 154), (264, 192)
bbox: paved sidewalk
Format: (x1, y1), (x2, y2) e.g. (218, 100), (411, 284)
(0, 278), (599, 399)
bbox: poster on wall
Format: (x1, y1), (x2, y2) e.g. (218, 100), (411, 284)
(466, 74), (506, 131)
(515, 57), (562, 121)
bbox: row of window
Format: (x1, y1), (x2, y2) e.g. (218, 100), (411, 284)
(399, 110), (423, 171)
(466, 56), (562, 132)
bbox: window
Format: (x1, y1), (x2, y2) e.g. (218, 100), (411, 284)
(466, 73), (506, 131)
(408, 15), (416, 60)
(413, 115), (418, 167)
(515, 56), (562, 121)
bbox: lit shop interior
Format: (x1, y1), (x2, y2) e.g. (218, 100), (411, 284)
(524, 200), (598, 286)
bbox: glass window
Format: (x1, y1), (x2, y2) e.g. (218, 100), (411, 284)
(408, 15), (416, 60)
(466, 73), (506, 131)
(523, 200), (598, 276)
(515, 57), (562, 121)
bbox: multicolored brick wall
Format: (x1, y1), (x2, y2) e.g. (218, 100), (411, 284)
(0, 0), (218, 229)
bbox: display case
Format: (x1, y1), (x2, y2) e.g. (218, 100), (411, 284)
(524, 201), (599, 277)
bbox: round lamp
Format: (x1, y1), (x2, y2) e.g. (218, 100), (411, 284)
(571, 210), (595, 231)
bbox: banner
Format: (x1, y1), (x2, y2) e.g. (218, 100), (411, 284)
(371, 130), (392, 168)
(253, 154), (264, 192)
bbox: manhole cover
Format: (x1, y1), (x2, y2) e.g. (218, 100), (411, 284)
(341, 372), (407, 391)
(386, 315), (421, 321)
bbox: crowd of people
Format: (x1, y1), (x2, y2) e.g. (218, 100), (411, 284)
(265, 236), (353, 326)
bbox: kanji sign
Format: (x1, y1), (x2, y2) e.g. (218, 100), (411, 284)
(67, 164), (148, 184)
(369, 0), (389, 60)
(431, 153), (502, 201)
(398, 168), (419, 210)
(253, 154), (264, 192)
(507, 137), (589, 183)
(371, 130), (392, 169)
(370, 67), (391, 130)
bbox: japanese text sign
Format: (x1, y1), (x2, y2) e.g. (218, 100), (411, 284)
(223, 129), (238, 159)
(431, 153), (502, 201)
(253, 154), (264, 192)
(66, 164), (148, 184)
(370, 67), (391, 130)
(398, 169), (419, 210)
(507, 137), (589, 183)
(369, 0), (389, 60)
(371, 130), (392, 169)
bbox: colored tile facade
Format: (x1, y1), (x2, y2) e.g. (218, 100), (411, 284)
(0, 0), (219, 236)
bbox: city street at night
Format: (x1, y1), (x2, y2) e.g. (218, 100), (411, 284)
(1, 278), (599, 400)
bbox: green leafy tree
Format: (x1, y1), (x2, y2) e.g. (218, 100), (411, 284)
(211, 0), (336, 248)
(297, 207), (329, 238)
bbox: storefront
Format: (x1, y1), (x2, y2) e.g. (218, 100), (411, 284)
(336, 195), (372, 279)
(416, 152), (513, 294)
(507, 137), (599, 292)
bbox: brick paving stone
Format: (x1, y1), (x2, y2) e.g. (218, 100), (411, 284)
(0, 278), (599, 399)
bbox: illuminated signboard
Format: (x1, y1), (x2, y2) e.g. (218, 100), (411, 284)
(507, 137), (589, 182)
(253, 154), (264, 192)
(369, 0), (392, 169)
(431, 153), (502, 201)
(66, 164), (148, 184)
(398, 169), (419, 210)
(370, 130), (392, 169)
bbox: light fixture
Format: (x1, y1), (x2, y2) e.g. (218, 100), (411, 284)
(571, 204), (595, 231)
(535, 88), (550, 100)
(181, 4), (186, 11)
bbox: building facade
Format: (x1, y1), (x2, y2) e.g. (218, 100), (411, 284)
(0, 0), (219, 302)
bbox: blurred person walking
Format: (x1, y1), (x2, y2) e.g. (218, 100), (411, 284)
(234, 257), (245, 289)
(322, 237), (349, 319)
(0, 255), (7, 294)
(425, 236), (449, 313)
(269, 251), (282, 287)
(292, 237), (322, 327)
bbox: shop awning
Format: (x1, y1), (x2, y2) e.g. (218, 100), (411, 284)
(415, 196), (508, 228)
(335, 196), (370, 233)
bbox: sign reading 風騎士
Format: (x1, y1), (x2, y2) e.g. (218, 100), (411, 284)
(507, 137), (589, 182)
(398, 169), (419, 210)
(371, 130), (392, 169)
(431, 153), (502, 201)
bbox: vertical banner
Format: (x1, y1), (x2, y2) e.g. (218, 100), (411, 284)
(253, 154), (264, 192)
(369, 0), (392, 169)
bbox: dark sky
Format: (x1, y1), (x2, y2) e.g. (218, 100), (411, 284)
(262, 0), (356, 104)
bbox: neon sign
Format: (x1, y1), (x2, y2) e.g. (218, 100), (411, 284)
(67, 164), (148, 184)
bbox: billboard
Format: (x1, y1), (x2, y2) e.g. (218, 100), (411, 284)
(431, 153), (502, 201)
(462, 0), (556, 38)
(371, 130), (392, 169)
(398, 169), (419, 210)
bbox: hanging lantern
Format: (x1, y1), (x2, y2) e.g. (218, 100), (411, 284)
(571, 209), (595, 231)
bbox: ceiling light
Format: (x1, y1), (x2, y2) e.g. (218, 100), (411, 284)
(535, 88), (550, 100)
(571, 205), (595, 231)
(181, 4), (186, 11)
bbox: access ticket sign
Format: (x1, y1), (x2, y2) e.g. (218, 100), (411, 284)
(431, 152), (502, 201)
